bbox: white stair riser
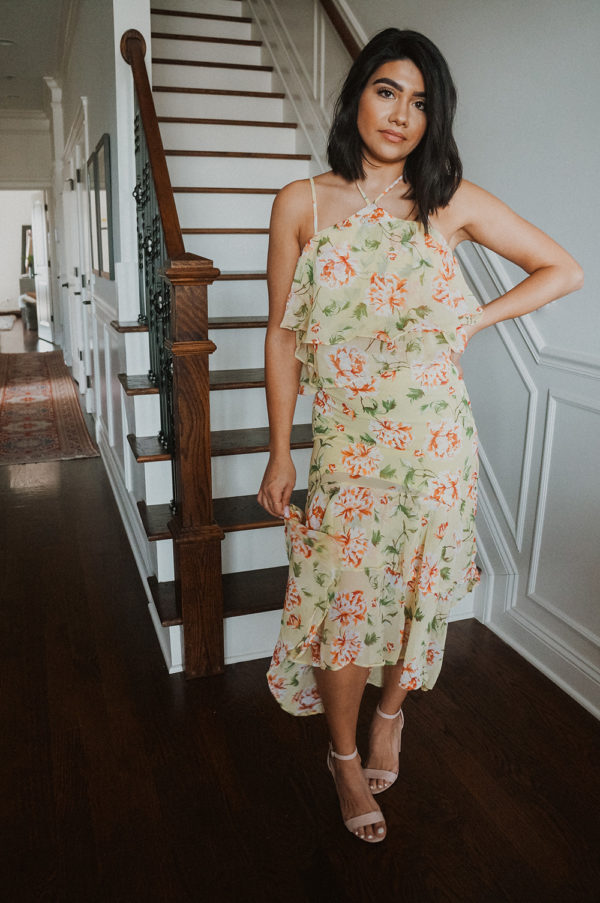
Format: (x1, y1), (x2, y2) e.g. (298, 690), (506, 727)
(210, 326), (266, 369)
(151, 13), (252, 40)
(212, 447), (311, 498)
(175, 193), (274, 228)
(222, 525), (286, 573)
(143, 459), (173, 505)
(224, 610), (282, 665)
(152, 63), (272, 92)
(159, 122), (296, 154)
(125, 331), (150, 372)
(152, 37), (263, 66)
(210, 386), (313, 431)
(209, 279), (268, 316)
(154, 91), (284, 121)
(154, 0), (248, 17)
(184, 233), (268, 269)
(150, 539), (175, 582)
(165, 155), (309, 187)
(134, 394), (161, 436)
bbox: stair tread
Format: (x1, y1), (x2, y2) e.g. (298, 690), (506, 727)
(211, 423), (313, 456)
(151, 32), (262, 47)
(165, 150), (310, 159)
(118, 373), (157, 396)
(153, 86), (285, 99)
(159, 116), (296, 128)
(139, 489), (308, 540)
(147, 567), (289, 625)
(121, 369), (266, 394)
(173, 187), (278, 194)
(151, 7), (253, 24)
(153, 58), (273, 72)
(127, 434), (171, 463)
(210, 368), (264, 390)
(181, 228), (268, 234)
(138, 499), (171, 541)
(214, 489), (307, 532)
(208, 316), (267, 328)
(223, 566), (288, 618)
(216, 270), (266, 280)
(148, 577), (181, 626)
(129, 424), (312, 462)
(110, 319), (148, 333)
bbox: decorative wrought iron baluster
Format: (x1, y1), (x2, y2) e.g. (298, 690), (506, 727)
(133, 94), (175, 492)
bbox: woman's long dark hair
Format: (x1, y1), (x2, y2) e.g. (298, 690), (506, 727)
(327, 28), (462, 229)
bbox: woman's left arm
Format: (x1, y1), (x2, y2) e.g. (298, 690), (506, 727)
(450, 180), (584, 340)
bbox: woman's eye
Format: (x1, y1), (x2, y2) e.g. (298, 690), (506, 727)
(376, 87), (394, 99)
(414, 100), (427, 112)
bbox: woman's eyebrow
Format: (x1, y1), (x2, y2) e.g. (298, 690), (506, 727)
(373, 77), (426, 97)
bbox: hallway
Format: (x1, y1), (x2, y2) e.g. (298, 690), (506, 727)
(1, 377), (599, 901)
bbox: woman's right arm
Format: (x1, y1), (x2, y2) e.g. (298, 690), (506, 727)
(257, 183), (308, 518)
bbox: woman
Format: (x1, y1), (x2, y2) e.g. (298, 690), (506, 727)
(257, 28), (582, 844)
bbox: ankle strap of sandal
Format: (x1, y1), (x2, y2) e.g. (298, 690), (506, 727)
(376, 703), (403, 720)
(329, 745), (358, 761)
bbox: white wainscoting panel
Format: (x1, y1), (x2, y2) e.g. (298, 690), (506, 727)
(528, 391), (600, 645)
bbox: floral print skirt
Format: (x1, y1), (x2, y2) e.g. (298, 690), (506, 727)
(267, 335), (480, 716)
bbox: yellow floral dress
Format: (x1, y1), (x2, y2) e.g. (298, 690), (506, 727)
(267, 177), (483, 716)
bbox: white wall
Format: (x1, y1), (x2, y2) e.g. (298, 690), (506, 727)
(0, 113), (52, 189)
(61, 0), (120, 310)
(256, 0), (600, 716)
(0, 190), (42, 311)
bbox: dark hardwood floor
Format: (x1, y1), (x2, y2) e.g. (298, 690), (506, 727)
(0, 313), (55, 354)
(1, 323), (599, 902)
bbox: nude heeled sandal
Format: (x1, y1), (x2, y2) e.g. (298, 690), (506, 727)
(326, 744), (386, 843)
(362, 704), (404, 795)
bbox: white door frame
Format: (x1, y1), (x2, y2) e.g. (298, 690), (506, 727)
(31, 195), (53, 344)
(63, 97), (95, 411)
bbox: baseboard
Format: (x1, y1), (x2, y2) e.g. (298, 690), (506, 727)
(487, 608), (600, 720)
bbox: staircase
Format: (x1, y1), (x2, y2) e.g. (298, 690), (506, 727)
(116, 0), (317, 673)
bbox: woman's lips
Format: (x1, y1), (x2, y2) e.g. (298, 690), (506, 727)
(380, 130), (407, 143)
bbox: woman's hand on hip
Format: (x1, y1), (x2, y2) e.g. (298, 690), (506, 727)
(258, 454), (296, 518)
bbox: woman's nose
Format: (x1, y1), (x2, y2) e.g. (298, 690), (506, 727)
(389, 102), (409, 125)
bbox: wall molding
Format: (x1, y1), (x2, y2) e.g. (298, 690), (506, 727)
(476, 480), (520, 610)
(527, 389), (600, 647)
(461, 242), (600, 379)
(458, 245), (538, 551)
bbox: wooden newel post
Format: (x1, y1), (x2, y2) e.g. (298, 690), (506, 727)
(164, 256), (224, 678)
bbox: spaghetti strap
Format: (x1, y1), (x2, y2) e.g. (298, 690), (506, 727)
(355, 172), (405, 206)
(309, 177), (318, 234)
(373, 173), (404, 203)
(355, 182), (370, 204)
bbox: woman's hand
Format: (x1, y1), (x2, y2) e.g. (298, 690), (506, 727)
(258, 453), (296, 518)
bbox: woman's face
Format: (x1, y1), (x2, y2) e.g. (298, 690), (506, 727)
(357, 59), (427, 166)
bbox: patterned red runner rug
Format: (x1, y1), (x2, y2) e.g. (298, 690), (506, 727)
(0, 351), (99, 465)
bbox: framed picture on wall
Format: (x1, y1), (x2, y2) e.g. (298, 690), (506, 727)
(87, 133), (115, 280)
(87, 153), (100, 275)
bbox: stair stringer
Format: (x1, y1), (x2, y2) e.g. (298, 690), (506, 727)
(97, 415), (183, 672)
(247, 0), (329, 170)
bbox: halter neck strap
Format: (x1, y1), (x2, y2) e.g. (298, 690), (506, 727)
(355, 172), (404, 206)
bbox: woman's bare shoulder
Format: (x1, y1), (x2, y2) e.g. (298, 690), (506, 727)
(435, 179), (505, 247)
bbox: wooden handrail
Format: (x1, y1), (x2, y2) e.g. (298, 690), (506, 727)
(319, 0), (361, 60)
(121, 29), (186, 259)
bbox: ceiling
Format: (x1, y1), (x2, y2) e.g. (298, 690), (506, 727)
(0, 0), (68, 113)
